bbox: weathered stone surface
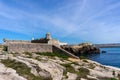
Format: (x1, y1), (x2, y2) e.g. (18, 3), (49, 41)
(7, 43), (52, 53)
(5, 42), (79, 59)
(66, 72), (77, 80)
(0, 63), (26, 80)
(61, 44), (100, 56)
(10, 56), (64, 80)
(0, 51), (120, 80)
(53, 45), (79, 59)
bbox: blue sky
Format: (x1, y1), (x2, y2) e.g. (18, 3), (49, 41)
(0, 0), (120, 44)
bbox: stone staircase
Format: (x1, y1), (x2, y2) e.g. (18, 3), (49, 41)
(52, 45), (79, 59)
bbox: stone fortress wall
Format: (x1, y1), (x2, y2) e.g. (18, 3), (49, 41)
(7, 43), (52, 53)
(3, 33), (58, 53)
(3, 33), (78, 58)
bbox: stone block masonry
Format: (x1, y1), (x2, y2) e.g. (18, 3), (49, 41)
(6, 42), (79, 59)
(5, 41), (78, 58)
(3, 33), (79, 59)
(52, 45), (79, 59)
(7, 43), (52, 53)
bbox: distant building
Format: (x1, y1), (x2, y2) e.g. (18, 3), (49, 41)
(59, 42), (68, 45)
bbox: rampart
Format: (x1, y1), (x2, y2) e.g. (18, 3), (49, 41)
(4, 40), (30, 44)
(52, 45), (79, 58)
(5, 42), (78, 58)
(7, 43), (52, 53)
(3, 33), (78, 59)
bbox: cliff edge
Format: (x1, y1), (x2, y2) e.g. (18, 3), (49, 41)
(61, 43), (100, 56)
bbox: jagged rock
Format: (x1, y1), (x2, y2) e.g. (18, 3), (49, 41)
(12, 56), (64, 80)
(0, 63), (26, 80)
(61, 44), (100, 56)
(66, 72), (77, 80)
(0, 51), (120, 80)
(81, 78), (87, 80)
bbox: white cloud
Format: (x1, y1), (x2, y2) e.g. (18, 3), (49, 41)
(0, 0), (120, 43)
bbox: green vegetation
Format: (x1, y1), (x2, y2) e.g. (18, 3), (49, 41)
(87, 78), (97, 80)
(88, 63), (95, 69)
(2, 46), (7, 51)
(61, 63), (76, 75)
(35, 56), (42, 61)
(0, 44), (3, 48)
(10, 52), (19, 57)
(1, 59), (52, 80)
(79, 56), (86, 59)
(61, 63), (91, 79)
(112, 71), (115, 76)
(98, 77), (117, 80)
(36, 52), (69, 59)
(82, 59), (88, 63)
(118, 74), (120, 80)
(107, 78), (117, 80)
(71, 62), (80, 65)
(24, 52), (32, 58)
(76, 67), (90, 79)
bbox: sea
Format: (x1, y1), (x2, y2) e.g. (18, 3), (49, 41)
(85, 48), (120, 68)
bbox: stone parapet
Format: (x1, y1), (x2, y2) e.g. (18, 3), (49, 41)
(7, 43), (52, 53)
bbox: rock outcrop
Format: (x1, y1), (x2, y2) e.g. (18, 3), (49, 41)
(0, 51), (120, 80)
(61, 43), (100, 56)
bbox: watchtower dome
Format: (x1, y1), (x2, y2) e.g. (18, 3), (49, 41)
(46, 33), (51, 40)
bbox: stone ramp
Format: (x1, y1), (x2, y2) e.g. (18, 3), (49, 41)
(52, 45), (79, 59)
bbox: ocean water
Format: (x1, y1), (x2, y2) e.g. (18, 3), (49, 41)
(85, 48), (120, 68)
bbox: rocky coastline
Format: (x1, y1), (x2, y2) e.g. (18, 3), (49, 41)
(61, 43), (100, 56)
(0, 43), (120, 80)
(0, 50), (120, 80)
